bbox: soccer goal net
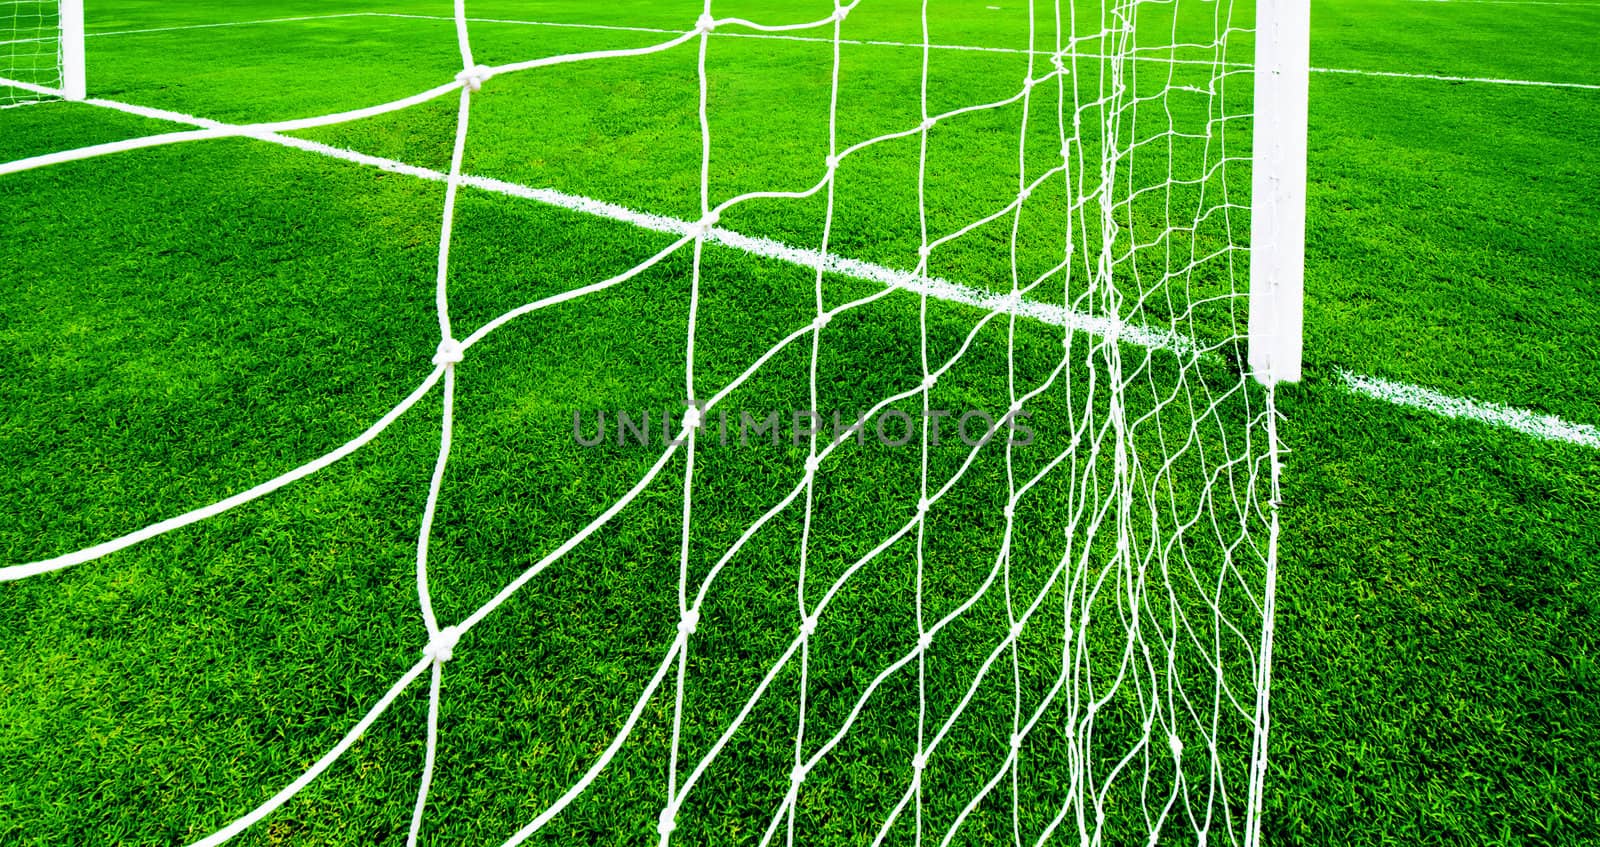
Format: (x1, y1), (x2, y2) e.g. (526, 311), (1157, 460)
(0, 0), (83, 106)
(0, 0), (1304, 845)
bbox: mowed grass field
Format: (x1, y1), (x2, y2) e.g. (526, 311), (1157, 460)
(1, 1), (1597, 846)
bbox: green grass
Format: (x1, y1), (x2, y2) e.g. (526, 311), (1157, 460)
(2, 1), (1598, 846)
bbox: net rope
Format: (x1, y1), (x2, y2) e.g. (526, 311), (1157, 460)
(1, 0), (1285, 845)
(0, 0), (61, 106)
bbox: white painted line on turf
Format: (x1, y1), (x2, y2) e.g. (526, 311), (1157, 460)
(83, 13), (371, 39)
(1407, 0), (1598, 6)
(368, 11), (1056, 57)
(1311, 66), (1600, 91)
(61, 94), (1194, 358)
(1341, 370), (1599, 449)
(25, 93), (1600, 450)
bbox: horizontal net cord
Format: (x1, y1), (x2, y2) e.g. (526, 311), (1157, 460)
(6, 8), (833, 175)
(355, 10), (1252, 67)
(0, 367), (445, 582)
(0, 79), (464, 176)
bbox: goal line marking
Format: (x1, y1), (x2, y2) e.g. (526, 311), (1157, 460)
(65, 11), (1600, 92)
(1340, 371), (1600, 449)
(1406, 0), (1599, 6)
(1312, 66), (1600, 91)
(82, 13), (372, 39)
(23, 92), (1600, 450)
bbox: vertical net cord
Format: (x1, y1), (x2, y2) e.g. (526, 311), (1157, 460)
(407, 2), (479, 843)
(1243, 386), (1282, 847)
(1036, 0), (1084, 841)
(1083, 0), (1131, 836)
(1005, 4), (1040, 846)
(783, 2), (850, 845)
(661, 2), (715, 842)
(659, 0), (723, 838)
(914, 0), (933, 844)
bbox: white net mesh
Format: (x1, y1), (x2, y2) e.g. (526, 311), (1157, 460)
(1, 0), (62, 107)
(1, 0), (1286, 845)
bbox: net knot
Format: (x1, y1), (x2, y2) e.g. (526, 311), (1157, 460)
(1168, 734), (1184, 757)
(921, 373), (938, 390)
(682, 405), (704, 430)
(1023, 76), (1038, 90)
(425, 625), (462, 663)
(1018, 185), (1032, 201)
(689, 212), (719, 240)
(456, 64), (493, 92)
(799, 615), (818, 638)
(833, 4), (851, 23)
(1002, 503), (1015, 519)
(678, 608), (700, 636)
(824, 154), (840, 173)
(917, 632), (933, 652)
(1009, 400), (1024, 416)
(1050, 53), (1067, 73)
(803, 455), (821, 475)
(916, 244), (931, 258)
(1059, 144), (1072, 161)
(812, 311), (833, 331)
(912, 752), (928, 771)
(790, 763), (810, 785)
(1009, 732), (1024, 751)
(657, 808), (678, 838)
(916, 498), (931, 515)
(695, 13), (717, 33)
(433, 337), (465, 367)
(1009, 621), (1025, 641)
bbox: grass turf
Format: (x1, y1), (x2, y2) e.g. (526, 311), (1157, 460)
(2, 1), (1598, 845)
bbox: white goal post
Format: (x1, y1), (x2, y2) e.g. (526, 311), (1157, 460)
(60, 0), (85, 100)
(1248, 0), (1310, 385)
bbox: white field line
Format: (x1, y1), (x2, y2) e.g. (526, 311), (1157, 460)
(20, 93), (1600, 450)
(0, 74), (53, 105)
(52, 10), (1600, 92)
(1341, 371), (1600, 448)
(0, 12), (370, 46)
(83, 13), (372, 39)
(1311, 66), (1600, 91)
(1407, 0), (1599, 6)
(71, 95), (1194, 358)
